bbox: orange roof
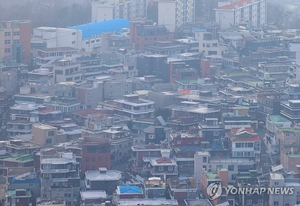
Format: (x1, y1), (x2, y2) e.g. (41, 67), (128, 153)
(217, 0), (256, 10)
(156, 157), (172, 164)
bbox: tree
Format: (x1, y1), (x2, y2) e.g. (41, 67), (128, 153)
(155, 108), (172, 121)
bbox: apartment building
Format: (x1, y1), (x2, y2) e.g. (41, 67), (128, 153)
(81, 137), (111, 174)
(91, 0), (146, 22)
(53, 58), (83, 83)
(281, 100), (300, 123)
(5, 189), (33, 206)
(158, 0), (195, 32)
(0, 20), (31, 65)
(100, 94), (155, 119)
(40, 152), (80, 205)
(215, 0), (266, 30)
(257, 61), (290, 82)
(32, 124), (67, 147)
(33, 47), (80, 69)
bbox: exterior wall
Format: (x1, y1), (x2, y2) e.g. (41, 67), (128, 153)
(146, 188), (165, 198)
(119, 193), (143, 199)
(10, 183), (40, 202)
(53, 62), (83, 83)
(158, 1), (176, 33)
(103, 81), (133, 100)
(90, 180), (118, 194)
(32, 124), (60, 147)
(19, 21), (32, 65)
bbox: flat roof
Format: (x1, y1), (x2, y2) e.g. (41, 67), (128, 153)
(80, 190), (107, 200)
(268, 115), (291, 123)
(116, 199), (178, 206)
(3, 154), (33, 163)
(85, 169), (122, 181)
(41, 157), (76, 164)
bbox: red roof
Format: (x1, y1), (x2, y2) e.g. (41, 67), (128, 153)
(232, 137), (260, 142)
(217, 0), (255, 10)
(231, 127), (254, 133)
(38, 109), (55, 114)
(156, 157), (172, 164)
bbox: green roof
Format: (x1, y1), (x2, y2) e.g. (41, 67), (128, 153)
(287, 153), (300, 158)
(280, 128), (300, 133)
(206, 171), (220, 180)
(176, 79), (198, 84)
(7, 189), (31, 197)
(234, 171), (262, 179)
(3, 154), (34, 163)
(268, 115), (291, 123)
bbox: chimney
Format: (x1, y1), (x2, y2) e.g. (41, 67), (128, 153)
(99, 167), (107, 174)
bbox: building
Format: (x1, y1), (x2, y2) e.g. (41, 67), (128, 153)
(269, 173), (300, 206)
(158, 0), (195, 32)
(170, 62), (198, 83)
(5, 139), (40, 156)
(130, 20), (174, 51)
(257, 61), (290, 82)
(100, 32), (134, 53)
(0, 154), (34, 168)
(265, 115), (291, 154)
(33, 47), (80, 69)
(81, 137), (111, 174)
(80, 190), (108, 206)
(115, 185), (144, 199)
(227, 127), (260, 162)
(194, 151), (256, 186)
(32, 124), (66, 147)
(33, 27), (82, 50)
(5, 189), (33, 206)
(143, 177), (166, 199)
(75, 83), (103, 108)
(148, 157), (178, 180)
(53, 58), (83, 83)
(214, 0), (267, 30)
(281, 100), (300, 123)
(115, 199), (179, 206)
(167, 177), (198, 206)
(222, 113), (251, 130)
(85, 167), (122, 195)
(40, 152), (80, 205)
(91, 0), (146, 22)
(9, 172), (40, 203)
(0, 20), (31, 65)
(143, 126), (169, 145)
(100, 94), (155, 119)
(198, 32), (227, 56)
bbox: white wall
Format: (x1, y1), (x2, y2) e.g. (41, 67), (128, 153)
(215, 10), (235, 30)
(158, 1), (176, 33)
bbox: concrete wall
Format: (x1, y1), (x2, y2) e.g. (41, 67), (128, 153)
(158, 1), (176, 33)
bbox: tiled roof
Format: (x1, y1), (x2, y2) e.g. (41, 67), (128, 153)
(156, 157), (172, 164)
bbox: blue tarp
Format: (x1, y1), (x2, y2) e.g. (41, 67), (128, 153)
(119, 186), (142, 194)
(70, 18), (130, 40)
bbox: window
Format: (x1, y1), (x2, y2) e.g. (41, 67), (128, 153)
(4, 48), (10, 53)
(149, 134), (155, 139)
(13, 31), (19, 36)
(177, 140), (181, 145)
(274, 181), (279, 185)
(258, 199), (263, 204)
(216, 165), (223, 169)
(168, 166), (173, 171)
(159, 166), (164, 171)
(46, 139), (52, 144)
(203, 157), (207, 163)
(4, 40), (10, 44)
(5, 32), (11, 36)
(194, 140), (199, 144)
(47, 131), (54, 136)
(274, 201), (279, 206)
(159, 190), (164, 195)
(72, 32), (76, 35)
(72, 41), (75, 44)
(13, 40), (19, 44)
(228, 165), (234, 171)
(213, 131), (219, 136)
(29, 183), (33, 187)
(246, 200), (252, 205)
(92, 157), (96, 162)
(86, 157), (89, 162)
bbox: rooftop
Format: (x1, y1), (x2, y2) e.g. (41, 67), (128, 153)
(150, 157), (177, 166)
(6, 189), (31, 197)
(70, 18), (130, 40)
(117, 185), (142, 195)
(216, 0), (260, 10)
(268, 115), (291, 123)
(85, 169), (122, 181)
(168, 177), (197, 190)
(116, 199), (179, 206)
(144, 177), (166, 188)
(2, 154), (33, 163)
(80, 190), (107, 200)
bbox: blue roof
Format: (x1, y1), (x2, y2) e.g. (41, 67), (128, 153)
(11, 177), (40, 184)
(119, 186), (142, 194)
(70, 18), (130, 40)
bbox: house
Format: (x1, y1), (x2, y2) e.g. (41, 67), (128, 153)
(143, 126), (170, 144)
(222, 113), (251, 130)
(143, 177), (166, 199)
(227, 127), (261, 162)
(32, 124), (66, 147)
(5, 139), (40, 156)
(85, 168), (122, 195)
(80, 190), (108, 206)
(199, 118), (223, 143)
(116, 185), (144, 199)
(5, 189), (33, 206)
(167, 177), (198, 206)
(281, 100), (300, 123)
(147, 157), (178, 180)
(0, 154), (34, 168)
